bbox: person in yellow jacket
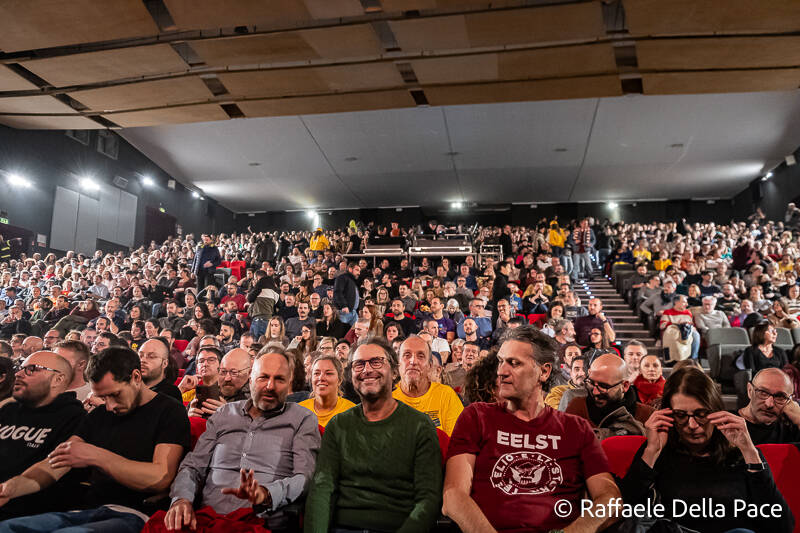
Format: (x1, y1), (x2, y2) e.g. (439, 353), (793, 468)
(309, 228), (330, 251)
(300, 354), (355, 427)
(547, 220), (567, 257)
(392, 336), (463, 435)
(544, 355), (587, 409)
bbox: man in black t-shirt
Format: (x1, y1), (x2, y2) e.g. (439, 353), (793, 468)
(0, 347), (189, 532)
(739, 368), (800, 445)
(0, 351), (85, 520)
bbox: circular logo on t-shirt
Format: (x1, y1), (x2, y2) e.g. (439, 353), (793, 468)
(491, 451), (563, 495)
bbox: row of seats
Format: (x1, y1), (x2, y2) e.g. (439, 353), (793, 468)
(706, 327), (796, 389)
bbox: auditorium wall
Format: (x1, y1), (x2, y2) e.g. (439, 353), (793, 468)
(0, 126), (235, 253)
(732, 146), (800, 222)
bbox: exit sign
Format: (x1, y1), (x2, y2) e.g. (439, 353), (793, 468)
(0, 218), (8, 224)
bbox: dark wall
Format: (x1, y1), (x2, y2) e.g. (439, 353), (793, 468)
(233, 199), (740, 233)
(0, 125), (235, 252)
(732, 147), (800, 222)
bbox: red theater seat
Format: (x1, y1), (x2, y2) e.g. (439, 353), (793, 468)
(173, 339), (189, 353)
(758, 444), (800, 533)
(600, 435), (646, 478)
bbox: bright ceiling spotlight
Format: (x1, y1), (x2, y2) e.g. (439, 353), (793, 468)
(80, 177), (100, 191)
(6, 173), (31, 188)
(142, 176), (155, 187)
(307, 210), (317, 219)
(192, 191), (200, 198)
(451, 201), (463, 209)
(608, 201), (619, 209)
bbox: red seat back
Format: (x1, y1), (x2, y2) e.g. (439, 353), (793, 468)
(758, 443), (800, 533)
(600, 435), (646, 478)
(173, 339), (189, 353)
(527, 313), (547, 326)
(188, 416), (208, 450)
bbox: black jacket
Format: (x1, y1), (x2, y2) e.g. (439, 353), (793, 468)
(333, 272), (359, 311)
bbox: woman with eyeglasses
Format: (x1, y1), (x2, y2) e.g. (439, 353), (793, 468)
(582, 327), (619, 365)
(621, 366), (793, 533)
(299, 355), (355, 427)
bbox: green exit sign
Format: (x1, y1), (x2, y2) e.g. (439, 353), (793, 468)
(0, 218), (8, 224)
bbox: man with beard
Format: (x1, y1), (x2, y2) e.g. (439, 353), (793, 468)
(188, 348), (252, 418)
(392, 336), (463, 436)
(442, 326), (619, 532)
(739, 368), (800, 444)
(574, 298), (615, 346)
(0, 351), (85, 519)
(137, 338), (182, 403)
(305, 337), (442, 533)
(545, 355), (588, 410)
(179, 347), (222, 404)
(162, 346), (319, 532)
(462, 318), (490, 351)
(0, 347), (189, 532)
(43, 329), (61, 350)
(565, 353), (653, 439)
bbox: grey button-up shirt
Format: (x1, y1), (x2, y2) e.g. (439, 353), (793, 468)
(170, 400), (320, 515)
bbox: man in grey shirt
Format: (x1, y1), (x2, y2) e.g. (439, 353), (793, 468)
(164, 346), (320, 531)
(694, 295), (730, 337)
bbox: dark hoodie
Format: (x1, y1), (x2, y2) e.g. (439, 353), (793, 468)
(0, 391), (86, 518)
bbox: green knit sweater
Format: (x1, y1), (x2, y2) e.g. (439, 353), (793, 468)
(304, 401), (442, 533)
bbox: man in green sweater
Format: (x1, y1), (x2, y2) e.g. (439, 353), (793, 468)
(304, 337), (442, 533)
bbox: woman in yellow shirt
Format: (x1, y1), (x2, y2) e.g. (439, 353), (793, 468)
(299, 354), (355, 427)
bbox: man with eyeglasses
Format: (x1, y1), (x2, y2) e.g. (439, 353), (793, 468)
(305, 337), (442, 532)
(0, 351), (85, 520)
(188, 348), (251, 418)
(565, 353), (653, 439)
(179, 347), (222, 405)
(161, 346), (319, 532)
(739, 367), (800, 445)
(137, 338), (182, 404)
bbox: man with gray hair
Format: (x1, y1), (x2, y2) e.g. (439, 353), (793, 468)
(640, 278), (677, 317)
(163, 346), (320, 531)
(442, 326), (619, 532)
(694, 295), (730, 337)
(392, 335), (463, 436)
(739, 367), (800, 445)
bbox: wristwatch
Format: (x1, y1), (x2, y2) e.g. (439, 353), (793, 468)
(746, 461), (766, 471)
(253, 486), (273, 514)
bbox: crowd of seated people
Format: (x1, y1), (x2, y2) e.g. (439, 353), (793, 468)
(0, 210), (797, 531)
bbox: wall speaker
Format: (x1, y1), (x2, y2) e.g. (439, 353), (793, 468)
(112, 175), (128, 189)
(167, 179), (176, 190)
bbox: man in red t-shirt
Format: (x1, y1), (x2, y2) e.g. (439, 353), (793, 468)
(443, 325), (620, 533)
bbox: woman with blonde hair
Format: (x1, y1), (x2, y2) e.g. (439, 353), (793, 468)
(262, 316), (289, 346)
(299, 354), (355, 427)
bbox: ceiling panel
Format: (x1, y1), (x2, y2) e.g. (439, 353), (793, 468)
(165, 0), (363, 30)
(380, 0), (508, 12)
(0, 65), (39, 91)
(190, 24), (381, 67)
(390, 2), (604, 51)
(424, 75), (622, 106)
(219, 63), (404, 98)
(459, 167), (578, 203)
(642, 69), (800, 95)
(637, 37), (800, 70)
(0, 115), (102, 129)
(624, 0), (800, 36)
(411, 44), (617, 85)
(0, 95), (78, 114)
(104, 103), (230, 128)
(0, 0), (158, 53)
(69, 77), (214, 112)
(237, 90), (415, 117)
(21, 44), (188, 87)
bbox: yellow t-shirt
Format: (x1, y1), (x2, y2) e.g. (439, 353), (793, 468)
(653, 258), (672, 271)
(633, 249), (652, 261)
(392, 381), (464, 436)
(299, 396), (355, 427)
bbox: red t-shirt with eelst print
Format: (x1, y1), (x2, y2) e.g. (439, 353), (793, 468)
(447, 402), (610, 532)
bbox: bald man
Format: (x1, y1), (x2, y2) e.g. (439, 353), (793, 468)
(0, 351), (86, 519)
(565, 353), (654, 439)
(392, 335), (463, 436)
(188, 348), (252, 418)
(20, 336), (43, 358)
(739, 368), (800, 445)
(138, 338), (182, 404)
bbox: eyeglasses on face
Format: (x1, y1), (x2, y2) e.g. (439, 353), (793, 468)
(752, 386), (793, 406)
(671, 409), (711, 425)
(18, 364), (62, 377)
(584, 378), (623, 392)
(219, 367), (251, 378)
(196, 357), (219, 366)
(350, 357), (387, 373)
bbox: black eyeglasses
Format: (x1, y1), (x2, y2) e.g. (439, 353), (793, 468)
(351, 357), (387, 373)
(18, 364), (62, 377)
(584, 378), (624, 392)
(671, 409), (711, 425)
(752, 386), (793, 406)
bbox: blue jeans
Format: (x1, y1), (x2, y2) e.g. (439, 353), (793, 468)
(573, 252), (593, 280)
(250, 317), (269, 338)
(339, 309), (358, 326)
(560, 254), (574, 277)
(690, 329), (700, 359)
(0, 507), (144, 533)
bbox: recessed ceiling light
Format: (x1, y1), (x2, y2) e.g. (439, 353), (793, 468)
(344, 157), (358, 162)
(669, 143), (684, 148)
(248, 162), (261, 166)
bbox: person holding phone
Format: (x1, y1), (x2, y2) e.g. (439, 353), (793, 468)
(620, 365), (793, 533)
(179, 347), (222, 406)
